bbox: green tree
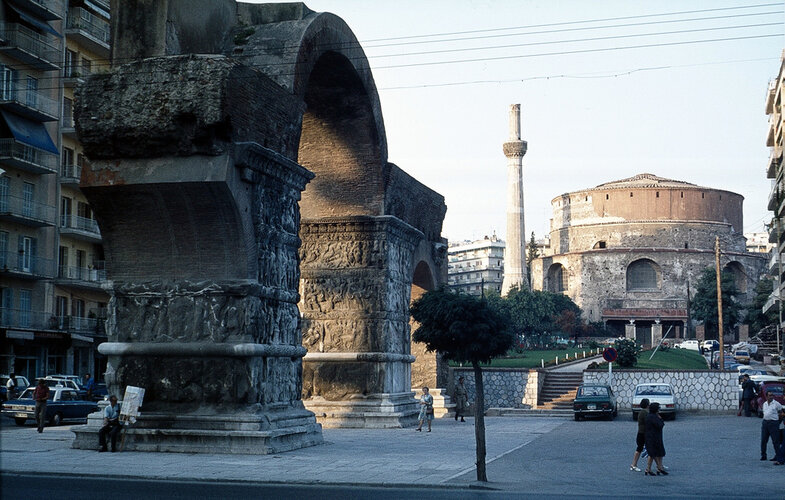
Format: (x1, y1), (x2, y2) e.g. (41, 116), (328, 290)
(745, 278), (778, 335)
(614, 338), (642, 368)
(690, 267), (740, 339)
(497, 286), (582, 346)
(411, 288), (514, 482)
(526, 231), (540, 287)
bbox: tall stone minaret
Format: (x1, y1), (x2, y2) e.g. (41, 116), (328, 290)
(501, 104), (528, 295)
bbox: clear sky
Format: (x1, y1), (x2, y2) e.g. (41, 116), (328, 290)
(249, 0), (784, 243)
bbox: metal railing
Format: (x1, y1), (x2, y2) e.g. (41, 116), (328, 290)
(0, 193), (57, 223)
(60, 213), (100, 234)
(0, 22), (61, 67)
(0, 308), (51, 329)
(0, 79), (60, 118)
(66, 8), (110, 45)
(60, 164), (81, 181)
(0, 250), (55, 276)
(0, 138), (58, 172)
(57, 263), (106, 282)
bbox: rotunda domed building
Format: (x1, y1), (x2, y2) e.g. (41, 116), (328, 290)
(530, 173), (766, 344)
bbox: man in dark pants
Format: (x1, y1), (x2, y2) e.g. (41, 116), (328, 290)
(98, 395), (122, 452)
(32, 379), (49, 433)
(761, 391), (783, 461)
(741, 374), (757, 417)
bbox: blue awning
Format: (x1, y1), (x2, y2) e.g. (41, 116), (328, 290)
(1, 110), (59, 154)
(6, 3), (63, 38)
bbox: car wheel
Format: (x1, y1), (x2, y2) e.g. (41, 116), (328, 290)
(50, 412), (62, 426)
(574, 413), (581, 421)
(14, 417), (26, 426)
(670, 412), (676, 421)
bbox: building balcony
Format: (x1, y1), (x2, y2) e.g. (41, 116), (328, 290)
(55, 262), (107, 290)
(65, 7), (110, 56)
(0, 251), (55, 279)
(768, 182), (782, 211)
(54, 315), (104, 335)
(769, 249), (780, 273)
(0, 138), (58, 174)
(59, 213), (101, 242)
(0, 85), (60, 122)
(0, 307), (52, 330)
(61, 113), (76, 138)
(763, 289), (780, 315)
(767, 147), (782, 179)
(0, 194), (56, 226)
(6, 0), (64, 21)
(0, 22), (61, 71)
(60, 164), (81, 185)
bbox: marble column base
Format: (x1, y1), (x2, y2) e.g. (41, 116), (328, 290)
(304, 392), (420, 428)
(72, 407), (323, 454)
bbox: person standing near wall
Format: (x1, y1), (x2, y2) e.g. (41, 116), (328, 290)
(416, 386), (434, 432)
(741, 374), (757, 417)
(454, 376), (469, 422)
(644, 402), (668, 476)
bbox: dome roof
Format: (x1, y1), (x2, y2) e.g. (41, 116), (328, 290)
(592, 173), (699, 190)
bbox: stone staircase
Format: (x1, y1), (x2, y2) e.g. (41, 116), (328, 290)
(538, 372), (584, 410)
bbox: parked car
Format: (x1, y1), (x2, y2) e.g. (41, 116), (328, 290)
(752, 381), (785, 417)
(675, 340), (700, 351)
(733, 350), (751, 364)
(0, 375), (30, 402)
(573, 384), (617, 421)
(700, 340), (719, 353)
(1, 386), (97, 426)
(92, 382), (109, 401)
(632, 383), (677, 420)
(42, 378), (87, 400)
(47, 374), (84, 389)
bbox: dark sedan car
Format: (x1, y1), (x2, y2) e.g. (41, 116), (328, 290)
(1, 387), (97, 426)
(573, 384), (617, 421)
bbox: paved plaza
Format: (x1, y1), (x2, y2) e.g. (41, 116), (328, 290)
(1, 412), (782, 498)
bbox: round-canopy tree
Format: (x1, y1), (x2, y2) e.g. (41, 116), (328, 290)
(411, 288), (514, 482)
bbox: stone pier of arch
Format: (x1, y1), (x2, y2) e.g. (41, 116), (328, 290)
(70, 0), (448, 451)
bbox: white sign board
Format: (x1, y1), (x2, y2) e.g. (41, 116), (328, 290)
(120, 386), (145, 419)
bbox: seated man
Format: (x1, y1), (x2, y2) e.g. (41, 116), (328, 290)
(98, 395), (122, 452)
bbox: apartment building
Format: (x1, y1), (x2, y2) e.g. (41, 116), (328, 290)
(0, 0), (110, 382)
(448, 235), (505, 296)
(765, 51), (784, 337)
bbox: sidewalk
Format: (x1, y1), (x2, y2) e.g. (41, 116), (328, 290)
(0, 416), (562, 487)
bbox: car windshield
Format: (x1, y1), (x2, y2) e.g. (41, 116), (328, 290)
(736, 351), (749, 356)
(579, 386), (608, 397)
(635, 385), (672, 396)
(17, 388), (35, 399)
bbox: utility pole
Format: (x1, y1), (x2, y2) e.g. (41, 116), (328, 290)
(715, 237), (725, 370)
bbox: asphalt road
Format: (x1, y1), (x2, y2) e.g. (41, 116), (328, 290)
(1, 474), (518, 500)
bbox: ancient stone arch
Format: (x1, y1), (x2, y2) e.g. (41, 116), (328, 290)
(71, 1), (446, 451)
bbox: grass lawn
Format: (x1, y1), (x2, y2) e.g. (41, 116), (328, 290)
(633, 347), (708, 370)
(450, 348), (603, 368)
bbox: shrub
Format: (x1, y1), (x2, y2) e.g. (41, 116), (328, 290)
(614, 338), (642, 368)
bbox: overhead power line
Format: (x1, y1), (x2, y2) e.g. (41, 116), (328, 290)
(360, 2), (784, 43)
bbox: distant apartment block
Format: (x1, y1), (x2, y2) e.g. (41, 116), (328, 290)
(448, 235), (505, 296)
(1, 0), (110, 383)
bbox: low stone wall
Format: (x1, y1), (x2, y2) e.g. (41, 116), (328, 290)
(451, 367), (538, 410)
(583, 370), (738, 411)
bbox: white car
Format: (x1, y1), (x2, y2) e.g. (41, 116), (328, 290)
(675, 340), (700, 351)
(632, 383), (677, 420)
(700, 340), (719, 352)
